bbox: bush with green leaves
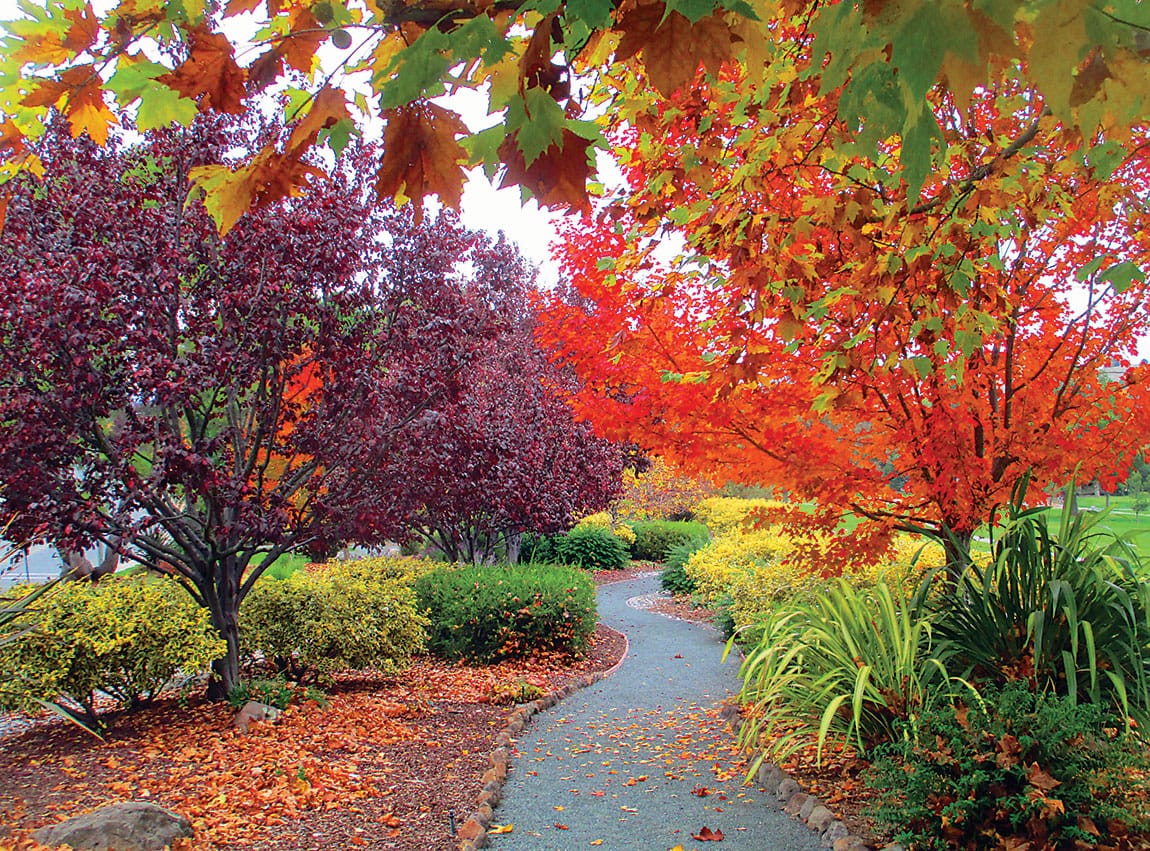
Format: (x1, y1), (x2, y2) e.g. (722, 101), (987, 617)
(660, 536), (709, 596)
(242, 561), (428, 685)
(554, 526), (629, 570)
(930, 488), (1150, 727)
(735, 578), (952, 767)
(868, 683), (1150, 849)
(0, 575), (225, 723)
(631, 520), (709, 563)
(415, 563), (596, 662)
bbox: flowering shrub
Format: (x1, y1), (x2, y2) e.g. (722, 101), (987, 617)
(415, 563), (596, 662)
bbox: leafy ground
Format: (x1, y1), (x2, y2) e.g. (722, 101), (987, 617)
(0, 627), (627, 851)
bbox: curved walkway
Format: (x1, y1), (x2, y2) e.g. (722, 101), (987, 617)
(488, 573), (822, 851)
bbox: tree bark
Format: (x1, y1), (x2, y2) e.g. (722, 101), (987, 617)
(205, 564), (242, 700)
(505, 530), (522, 565)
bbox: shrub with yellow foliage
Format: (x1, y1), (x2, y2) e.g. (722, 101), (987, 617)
(686, 525), (946, 632)
(575, 512), (636, 547)
(692, 497), (787, 536)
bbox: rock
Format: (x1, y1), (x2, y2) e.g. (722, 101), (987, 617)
(807, 805), (835, 833)
(776, 777), (801, 802)
(784, 792), (809, 816)
(822, 820), (850, 844)
(799, 796), (819, 820)
(233, 701), (280, 733)
(833, 838), (871, 851)
(32, 801), (193, 851)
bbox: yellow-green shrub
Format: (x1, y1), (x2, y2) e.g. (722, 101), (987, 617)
(686, 528), (945, 632)
(692, 497), (786, 536)
(242, 559), (429, 685)
(0, 575), (225, 722)
(575, 512), (636, 547)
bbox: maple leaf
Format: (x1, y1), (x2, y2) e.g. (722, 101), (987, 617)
(23, 65), (117, 144)
(288, 86), (351, 153)
(190, 145), (323, 235)
(614, 1), (735, 96)
(158, 25), (247, 114)
(62, 2), (99, 53)
(498, 128), (593, 213)
(279, 7), (326, 74)
(1026, 762), (1062, 791)
(692, 825), (724, 840)
(375, 102), (467, 221)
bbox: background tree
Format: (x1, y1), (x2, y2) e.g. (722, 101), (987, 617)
(0, 123), (505, 694)
(538, 73), (1150, 571)
(398, 245), (624, 563)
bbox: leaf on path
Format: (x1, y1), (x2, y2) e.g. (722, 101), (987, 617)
(489, 823), (514, 834)
(693, 825), (725, 840)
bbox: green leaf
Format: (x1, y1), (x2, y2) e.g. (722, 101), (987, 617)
(664, 0), (715, 24)
(1075, 256), (1105, 283)
(377, 29), (451, 109)
(1101, 261), (1144, 293)
(319, 118), (357, 158)
(106, 58), (198, 130)
(565, 0), (613, 28)
(507, 88), (566, 166)
(460, 124), (506, 176)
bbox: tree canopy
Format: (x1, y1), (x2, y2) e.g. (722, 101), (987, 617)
(0, 0), (1148, 232)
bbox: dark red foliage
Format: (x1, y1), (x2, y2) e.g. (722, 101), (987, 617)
(0, 122), (507, 692)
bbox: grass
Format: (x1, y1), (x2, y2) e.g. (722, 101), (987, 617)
(251, 552), (312, 581)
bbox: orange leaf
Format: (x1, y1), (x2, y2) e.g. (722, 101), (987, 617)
(614, 0), (734, 96)
(1027, 762), (1062, 791)
(692, 825), (725, 841)
(158, 25), (246, 113)
(288, 86), (350, 152)
(375, 102), (468, 220)
(498, 128), (593, 213)
(24, 65), (117, 144)
(63, 2), (99, 53)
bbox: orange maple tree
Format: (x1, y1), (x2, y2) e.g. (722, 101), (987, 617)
(539, 68), (1150, 569)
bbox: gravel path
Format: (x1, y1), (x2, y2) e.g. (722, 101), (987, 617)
(487, 573), (822, 851)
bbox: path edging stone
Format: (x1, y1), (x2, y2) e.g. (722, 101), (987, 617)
(456, 626), (630, 851)
(722, 703), (903, 850)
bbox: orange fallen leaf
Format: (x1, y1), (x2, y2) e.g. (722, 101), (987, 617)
(555, 823), (569, 830)
(693, 825), (725, 841)
(489, 824), (513, 834)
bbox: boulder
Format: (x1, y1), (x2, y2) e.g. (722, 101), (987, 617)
(233, 700), (281, 733)
(32, 801), (193, 851)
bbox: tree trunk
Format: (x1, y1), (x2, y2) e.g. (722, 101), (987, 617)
(941, 528), (974, 590)
(505, 530), (522, 565)
(205, 565), (242, 700)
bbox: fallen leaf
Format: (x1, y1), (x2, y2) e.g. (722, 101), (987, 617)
(489, 824), (514, 834)
(693, 825), (725, 841)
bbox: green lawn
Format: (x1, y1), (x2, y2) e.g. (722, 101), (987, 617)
(250, 551), (312, 581)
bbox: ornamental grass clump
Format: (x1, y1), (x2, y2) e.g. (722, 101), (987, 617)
(415, 563), (596, 663)
(930, 484), (1150, 728)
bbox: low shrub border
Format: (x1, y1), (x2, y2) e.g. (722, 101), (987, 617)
(455, 626), (630, 851)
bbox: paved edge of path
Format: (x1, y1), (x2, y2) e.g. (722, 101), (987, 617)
(454, 624), (632, 850)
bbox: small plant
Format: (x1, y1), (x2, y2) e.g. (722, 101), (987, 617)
(554, 527), (629, 570)
(415, 563), (596, 663)
(0, 574), (225, 724)
(490, 677), (547, 705)
(868, 683), (1150, 849)
(660, 536), (710, 596)
(227, 676), (328, 710)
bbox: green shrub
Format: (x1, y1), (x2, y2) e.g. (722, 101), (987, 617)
(521, 532), (560, 564)
(931, 488), (1150, 727)
(555, 526), (629, 570)
(242, 560), (428, 685)
(631, 520), (709, 562)
(0, 575), (225, 723)
(227, 676), (327, 710)
(868, 683), (1150, 849)
(735, 579), (952, 766)
(415, 563), (596, 663)
(660, 536), (709, 596)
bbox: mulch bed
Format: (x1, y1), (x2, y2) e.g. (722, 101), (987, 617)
(0, 625), (627, 851)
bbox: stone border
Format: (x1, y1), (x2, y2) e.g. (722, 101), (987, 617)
(719, 704), (903, 851)
(456, 626), (630, 851)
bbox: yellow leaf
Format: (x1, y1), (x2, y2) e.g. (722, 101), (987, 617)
(488, 824), (514, 834)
